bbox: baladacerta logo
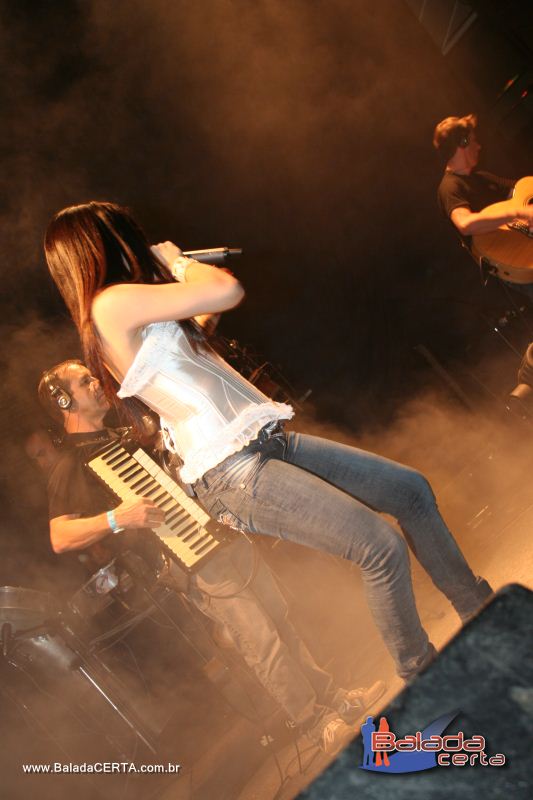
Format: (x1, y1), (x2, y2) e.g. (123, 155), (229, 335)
(360, 711), (506, 773)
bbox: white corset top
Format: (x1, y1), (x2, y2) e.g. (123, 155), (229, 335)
(117, 321), (293, 483)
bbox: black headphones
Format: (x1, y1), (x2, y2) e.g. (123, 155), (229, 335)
(42, 371), (72, 411)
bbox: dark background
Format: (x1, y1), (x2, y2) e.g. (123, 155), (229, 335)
(0, 0), (531, 572)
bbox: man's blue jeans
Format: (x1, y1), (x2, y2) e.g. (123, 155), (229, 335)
(190, 538), (340, 727)
(194, 431), (491, 680)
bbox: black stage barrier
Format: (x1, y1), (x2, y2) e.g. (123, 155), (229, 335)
(298, 583), (533, 800)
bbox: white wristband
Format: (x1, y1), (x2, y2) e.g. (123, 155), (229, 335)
(171, 256), (198, 283)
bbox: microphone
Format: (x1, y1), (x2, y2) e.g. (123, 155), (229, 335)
(182, 247), (243, 265)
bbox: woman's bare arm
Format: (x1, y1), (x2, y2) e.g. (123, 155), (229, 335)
(93, 277), (243, 332)
(91, 241), (244, 375)
(92, 240), (244, 335)
(93, 274), (243, 334)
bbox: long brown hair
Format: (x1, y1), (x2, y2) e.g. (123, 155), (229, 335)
(45, 201), (203, 432)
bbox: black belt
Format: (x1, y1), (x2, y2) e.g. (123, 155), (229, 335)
(251, 420), (285, 447)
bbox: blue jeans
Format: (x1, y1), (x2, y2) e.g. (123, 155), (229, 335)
(189, 538), (340, 727)
(194, 431), (491, 680)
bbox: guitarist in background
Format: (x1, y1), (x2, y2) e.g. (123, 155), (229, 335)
(37, 358), (385, 754)
(433, 114), (533, 291)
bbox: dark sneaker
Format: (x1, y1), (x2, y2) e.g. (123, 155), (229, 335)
(401, 641), (438, 683)
(337, 680), (387, 724)
(458, 577), (494, 623)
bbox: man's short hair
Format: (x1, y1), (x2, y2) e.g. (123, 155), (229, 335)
(38, 359), (84, 422)
(433, 114), (477, 161)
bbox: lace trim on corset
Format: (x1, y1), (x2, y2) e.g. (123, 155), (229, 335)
(172, 401), (294, 484)
(117, 321), (179, 398)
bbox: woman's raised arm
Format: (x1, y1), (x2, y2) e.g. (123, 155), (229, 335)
(92, 241), (244, 334)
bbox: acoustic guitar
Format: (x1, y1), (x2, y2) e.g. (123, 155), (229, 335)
(471, 176), (533, 284)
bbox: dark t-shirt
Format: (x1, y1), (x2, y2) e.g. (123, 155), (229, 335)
(437, 169), (514, 220)
(47, 428), (161, 570)
(47, 429), (122, 520)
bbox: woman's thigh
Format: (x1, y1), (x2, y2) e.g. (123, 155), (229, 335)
(283, 432), (433, 521)
(209, 454), (406, 568)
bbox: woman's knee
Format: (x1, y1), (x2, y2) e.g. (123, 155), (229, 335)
(403, 468), (436, 512)
(358, 522), (409, 574)
(382, 532), (409, 573)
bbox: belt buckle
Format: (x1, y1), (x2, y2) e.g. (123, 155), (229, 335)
(258, 420), (283, 445)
